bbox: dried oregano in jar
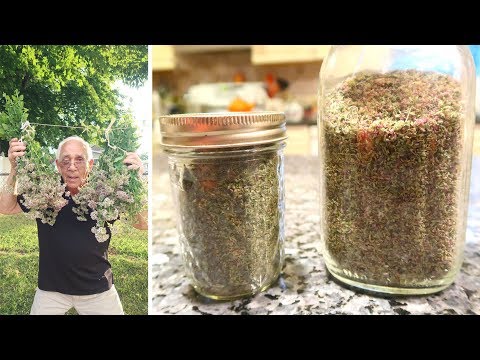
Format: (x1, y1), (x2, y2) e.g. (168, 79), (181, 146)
(319, 46), (476, 295)
(160, 112), (286, 300)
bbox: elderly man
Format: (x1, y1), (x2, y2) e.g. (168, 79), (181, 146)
(0, 136), (147, 315)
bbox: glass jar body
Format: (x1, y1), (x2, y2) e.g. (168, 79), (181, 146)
(165, 142), (285, 300)
(318, 46), (476, 295)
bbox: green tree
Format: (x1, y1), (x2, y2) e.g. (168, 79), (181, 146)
(0, 45), (148, 153)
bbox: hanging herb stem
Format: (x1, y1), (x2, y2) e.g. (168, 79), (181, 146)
(72, 116), (147, 242)
(0, 92), (67, 225)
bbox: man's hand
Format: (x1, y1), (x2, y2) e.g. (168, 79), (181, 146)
(122, 152), (147, 230)
(8, 138), (26, 171)
(123, 152), (145, 176)
(132, 210), (148, 230)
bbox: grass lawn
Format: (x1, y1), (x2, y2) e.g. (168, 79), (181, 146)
(0, 213), (148, 315)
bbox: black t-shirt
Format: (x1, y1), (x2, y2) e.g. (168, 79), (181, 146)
(17, 193), (113, 295)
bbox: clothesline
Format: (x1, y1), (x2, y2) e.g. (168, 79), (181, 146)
(28, 122), (130, 130)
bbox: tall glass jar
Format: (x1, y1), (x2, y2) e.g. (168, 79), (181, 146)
(160, 112), (287, 300)
(318, 46), (476, 295)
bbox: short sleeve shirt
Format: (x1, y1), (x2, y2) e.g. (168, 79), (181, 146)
(17, 193), (113, 295)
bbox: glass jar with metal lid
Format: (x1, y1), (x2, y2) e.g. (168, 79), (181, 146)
(160, 111), (287, 300)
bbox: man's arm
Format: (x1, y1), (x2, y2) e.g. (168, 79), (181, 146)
(132, 210), (148, 230)
(0, 138), (24, 215)
(123, 152), (148, 231)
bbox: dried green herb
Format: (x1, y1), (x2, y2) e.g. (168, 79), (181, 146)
(169, 146), (284, 299)
(0, 92), (67, 225)
(322, 70), (463, 287)
(72, 116), (147, 242)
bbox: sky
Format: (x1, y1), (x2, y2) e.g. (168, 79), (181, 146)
(115, 81), (150, 156)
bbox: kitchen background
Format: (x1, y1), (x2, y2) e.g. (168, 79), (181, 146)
(152, 45), (329, 156)
(152, 45), (480, 156)
(151, 45), (480, 314)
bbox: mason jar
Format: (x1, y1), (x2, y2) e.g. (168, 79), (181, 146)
(160, 112), (287, 300)
(318, 45), (476, 295)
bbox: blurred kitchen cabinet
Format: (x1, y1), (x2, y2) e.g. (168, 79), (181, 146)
(152, 45), (175, 71)
(174, 45), (251, 53)
(251, 45), (330, 65)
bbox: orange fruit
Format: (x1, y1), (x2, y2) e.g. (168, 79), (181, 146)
(228, 97), (255, 112)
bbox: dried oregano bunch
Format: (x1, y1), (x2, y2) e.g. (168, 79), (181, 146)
(16, 123), (68, 225)
(323, 70), (463, 286)
(72, 116), (147, 242)
(0, 92), (67, 225)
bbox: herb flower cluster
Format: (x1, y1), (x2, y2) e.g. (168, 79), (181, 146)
(17, 123), (68, 225)
(72, 119), (147, 242)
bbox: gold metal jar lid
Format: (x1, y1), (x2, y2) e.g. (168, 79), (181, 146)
(159, 111), (287, 148)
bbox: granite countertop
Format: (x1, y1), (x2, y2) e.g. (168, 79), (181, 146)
(151, 154), (480, 315)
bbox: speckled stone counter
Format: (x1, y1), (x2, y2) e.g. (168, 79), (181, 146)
(151, 153), (480, 315)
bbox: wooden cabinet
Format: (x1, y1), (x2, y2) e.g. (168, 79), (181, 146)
(152, 45), (332, 69)
(251, 45), (330, 65)
(174, 45), (250, 53)
(152, 45), (175, 71)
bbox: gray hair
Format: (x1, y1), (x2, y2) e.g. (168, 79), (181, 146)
(56, 136), (93, 161)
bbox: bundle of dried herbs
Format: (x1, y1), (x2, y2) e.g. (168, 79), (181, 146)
(16, 123), (68, 225)
(0, 92), (67, 225)
(322, 70), (463, 287)
(72, 116), (147, 242)
(169, 147), (284, 299)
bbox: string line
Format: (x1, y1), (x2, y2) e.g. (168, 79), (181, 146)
(28, 122), (130, 130)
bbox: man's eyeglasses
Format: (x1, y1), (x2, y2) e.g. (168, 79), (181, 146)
(60, 157), (86, 168)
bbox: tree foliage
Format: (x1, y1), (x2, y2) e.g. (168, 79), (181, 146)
(0, 45), (148, 153)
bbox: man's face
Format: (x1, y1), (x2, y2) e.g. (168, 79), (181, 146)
(55, 140), (94, 194)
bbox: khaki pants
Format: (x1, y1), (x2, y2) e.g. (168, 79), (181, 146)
(30, 285), (124, 315)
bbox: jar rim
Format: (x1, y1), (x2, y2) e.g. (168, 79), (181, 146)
(159, 111), (287, 148)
